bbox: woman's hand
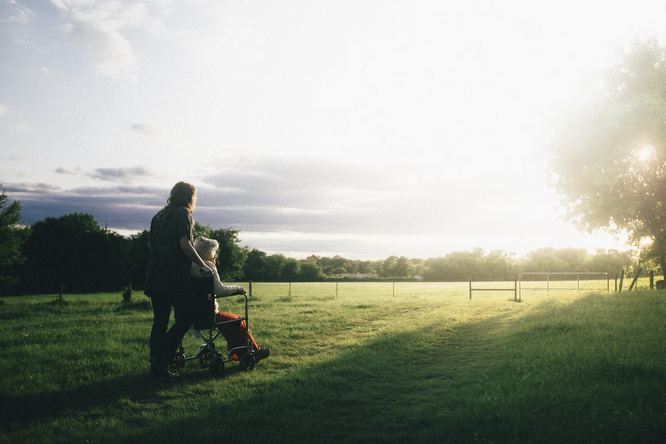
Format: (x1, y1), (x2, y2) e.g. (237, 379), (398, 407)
(181, 235), (214, 276)
(236, 287), (247, 295)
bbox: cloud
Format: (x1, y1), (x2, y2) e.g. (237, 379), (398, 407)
(4, 153), (484, 245)
(0, 104), (8, 116)
(2, 182), (60, 193)
(3, 182), (166, 230)
(194, 155), (485, 238)
(0, 0), (35, 23)
(49, 0), (161, 80)
(130, 122), (162, 135)
(55, 166), (85, 175)
(90, 166), (153, 182)
(3, 154), (32, 163)
(55, 165), (153, 183)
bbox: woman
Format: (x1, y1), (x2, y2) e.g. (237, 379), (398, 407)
(144, 182), (213, 379)
(191, 236), (271, 362)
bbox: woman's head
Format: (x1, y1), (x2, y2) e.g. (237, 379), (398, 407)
(167, 182), (197, 213)
(193, 236), (219, 262)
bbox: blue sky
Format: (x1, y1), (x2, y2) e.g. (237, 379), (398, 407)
(1, 0), (664, 259)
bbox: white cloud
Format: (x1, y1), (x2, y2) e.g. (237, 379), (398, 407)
(49, 0), (162, 81)
(0, 0), (35, 23)
(3, 153), (32, 162)
(0, 104), (8, 116)
(130, 122), (162, 135)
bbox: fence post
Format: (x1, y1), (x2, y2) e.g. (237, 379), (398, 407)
(650, 270), (654, 290)
(249, 280), (252, 297)
(514, 275), (517, 301)
(619, 270), (624, 292)
(577, 274), (580, 292)
(468, 277), (472, 300)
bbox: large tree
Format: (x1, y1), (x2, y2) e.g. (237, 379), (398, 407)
(548, 37), (666, 279)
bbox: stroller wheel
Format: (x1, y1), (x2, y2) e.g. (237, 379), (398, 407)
(240, 353), (255, 371)
(198, 345), (211, 368)
(209, 355), (225, 376)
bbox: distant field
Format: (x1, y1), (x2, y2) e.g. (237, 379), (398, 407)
(1, 282), (664, 443)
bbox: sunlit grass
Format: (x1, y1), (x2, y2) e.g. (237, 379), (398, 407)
(1, 283), (664, 443)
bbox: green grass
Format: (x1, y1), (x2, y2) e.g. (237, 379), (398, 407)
(0, 283), (665, 443)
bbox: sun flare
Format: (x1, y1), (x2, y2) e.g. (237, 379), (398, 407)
(639, 144), (656, 161)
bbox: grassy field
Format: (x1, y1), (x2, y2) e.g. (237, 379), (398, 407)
(0, 281), (664, 443)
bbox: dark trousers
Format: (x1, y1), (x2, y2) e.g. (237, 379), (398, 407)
(150, 292), (194, 371)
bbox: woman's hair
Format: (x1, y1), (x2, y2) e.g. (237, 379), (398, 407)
(157, 182), (197, 223)
(193, 236), (219, 261)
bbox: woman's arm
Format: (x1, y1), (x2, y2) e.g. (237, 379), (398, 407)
(180, 234), (213, 273)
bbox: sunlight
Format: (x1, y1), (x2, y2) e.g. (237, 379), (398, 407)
(639, 144), (656, 161)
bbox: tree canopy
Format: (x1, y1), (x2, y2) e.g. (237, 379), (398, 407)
(547, 37), (666, 278)
(19, 213), (126, 294)
(0, 192), (26, 294)
(0, 211), (643, 295)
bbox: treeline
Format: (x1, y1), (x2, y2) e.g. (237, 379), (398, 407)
(0, 198), (644, 295)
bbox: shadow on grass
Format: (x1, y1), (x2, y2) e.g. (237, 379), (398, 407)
(0, 359), (252, 433)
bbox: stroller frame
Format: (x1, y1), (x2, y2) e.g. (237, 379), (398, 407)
(172, 276), (255, 375)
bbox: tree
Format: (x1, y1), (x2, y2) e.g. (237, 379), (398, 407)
(126, 230), (150, 289)
(299, 259), (323, 280)
(522, 248), (571, 273)
(587, 248), (636, 276)
(265, 254), (287, 281)
(0, 192), (27, 294)
(210, 227), (247, 281)
(392, 256), (415, 278)
(243, 249), (267, 281)
(548, 37), (666, 279)
(357, 261), (376, 274)
(20, 213), (125, 294)
(282, 258), (300, 281)
(483, 250), (513, 280)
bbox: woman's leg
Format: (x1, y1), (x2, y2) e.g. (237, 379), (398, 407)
(163, 293), (195, 363)
(150, 294), (173, 371)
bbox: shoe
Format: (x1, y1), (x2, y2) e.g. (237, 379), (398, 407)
(256, 347), (271, 362)
(150, 367), (179, 379)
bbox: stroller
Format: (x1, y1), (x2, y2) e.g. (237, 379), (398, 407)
(172, 276), (256, 375)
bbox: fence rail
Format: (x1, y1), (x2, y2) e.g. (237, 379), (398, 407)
(518, 272), (610, 298)
(468, 276), (519, 301)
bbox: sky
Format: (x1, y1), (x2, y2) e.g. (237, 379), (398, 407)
(1, 0), (664, 260)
